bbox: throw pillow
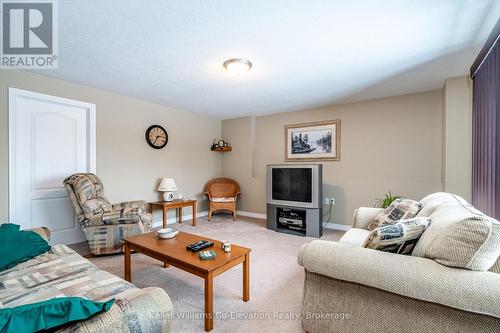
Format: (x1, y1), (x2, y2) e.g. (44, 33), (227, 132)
(412, 203), (500, 271)
(0, 223), (51, 271)
(364, 217), (431, 255)
(0, 297), (115, 333)
(368, 199), (423, 230)
(417, 192), (470, 217)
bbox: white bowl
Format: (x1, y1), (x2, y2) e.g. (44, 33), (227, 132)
(157, 228), (179, 239)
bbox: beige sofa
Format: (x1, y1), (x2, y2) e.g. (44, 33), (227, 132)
(298, 192), (500, 333)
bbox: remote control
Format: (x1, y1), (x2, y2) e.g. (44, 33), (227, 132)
(187, 240), (214, 252)
(187, 240), (207, 250)
(191, 241), (214, 252)
(186, 240), (209, 251)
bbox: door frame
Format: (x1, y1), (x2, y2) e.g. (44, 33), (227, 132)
(8, 87), (96, 225)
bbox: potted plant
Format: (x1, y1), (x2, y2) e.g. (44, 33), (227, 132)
(374, 191), (401, 209)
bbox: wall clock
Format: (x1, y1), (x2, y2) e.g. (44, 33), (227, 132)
(145, 125), (168, 149)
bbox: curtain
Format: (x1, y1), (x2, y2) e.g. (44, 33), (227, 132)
(472, 39), (500, 219)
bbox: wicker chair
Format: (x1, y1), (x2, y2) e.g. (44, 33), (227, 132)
(204, 178), (241, 221)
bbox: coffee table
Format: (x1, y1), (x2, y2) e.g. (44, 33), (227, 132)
(123, 231), (251, 332)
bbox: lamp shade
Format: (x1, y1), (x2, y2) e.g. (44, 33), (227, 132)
(158, 178), (177, 192)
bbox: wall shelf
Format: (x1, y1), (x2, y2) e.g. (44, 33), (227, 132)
(214, 146), (232, 152)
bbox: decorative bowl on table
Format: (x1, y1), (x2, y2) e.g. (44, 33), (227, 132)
(156, 228), (179, 239)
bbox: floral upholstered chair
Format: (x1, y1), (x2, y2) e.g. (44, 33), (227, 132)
(63, 173), (152, 255)
(204, 178), (241, 221)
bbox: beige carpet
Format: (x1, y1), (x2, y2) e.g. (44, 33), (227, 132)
(76, 214), (344, 333)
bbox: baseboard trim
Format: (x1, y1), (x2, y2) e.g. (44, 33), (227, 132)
(152, 210), (350, 231)
(235, 211), (351, 232)
(323, 223), (351, 231)
(237, 210), (267, 219)
(152, 211), (208, 228)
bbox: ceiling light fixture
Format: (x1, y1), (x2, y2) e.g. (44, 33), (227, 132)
(223, 58), (252, 76)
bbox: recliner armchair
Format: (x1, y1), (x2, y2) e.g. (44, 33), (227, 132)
(64, 173), (152, 255)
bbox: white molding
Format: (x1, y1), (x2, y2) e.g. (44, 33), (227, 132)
(235, 211), (352, 233)
(8, 89), (16, 221)
(235, 211), (351, 233)
(323, 223), (351, 231)
(237, 210), (267, 219)
(150, 208), (351, 232)
(87, 103), (96, 174)
(152, 211), (209, 228)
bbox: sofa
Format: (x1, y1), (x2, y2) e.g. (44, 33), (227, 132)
(0, 228), (173, 332)
(298, 192), (500, 333)
(64, 173), (153, 255)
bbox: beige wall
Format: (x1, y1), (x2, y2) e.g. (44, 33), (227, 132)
(0, 70), (221, 222)
(222, 90), (444, 225)
(442, 76), (472, 201)
(0, 71), (471, 228)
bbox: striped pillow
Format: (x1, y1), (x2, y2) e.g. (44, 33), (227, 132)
(369, 199), (423, 230)
(364, 217), (431, 255)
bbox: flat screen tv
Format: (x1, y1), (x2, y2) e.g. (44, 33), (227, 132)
(266, 164), (322, 208)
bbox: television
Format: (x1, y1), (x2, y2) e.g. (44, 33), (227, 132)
(266, 164), (322, 209)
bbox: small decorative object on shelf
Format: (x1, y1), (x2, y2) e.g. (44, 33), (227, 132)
(211, 139), (232, 152)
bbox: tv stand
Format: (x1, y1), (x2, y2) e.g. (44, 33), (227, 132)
(267, 204), (322, 238)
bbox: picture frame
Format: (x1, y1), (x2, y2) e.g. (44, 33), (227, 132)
(284, 120), (341, 162)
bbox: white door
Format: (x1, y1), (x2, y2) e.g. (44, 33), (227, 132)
(9, 88), (96, 245)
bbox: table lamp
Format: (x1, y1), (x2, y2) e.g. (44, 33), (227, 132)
(158, 177), (177, 201)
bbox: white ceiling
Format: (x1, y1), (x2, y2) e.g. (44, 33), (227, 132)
(37, 0), (499, 118)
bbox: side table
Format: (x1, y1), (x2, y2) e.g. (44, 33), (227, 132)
(148, 199), (197, 228)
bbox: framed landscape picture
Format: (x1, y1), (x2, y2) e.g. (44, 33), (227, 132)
(285, 120), (341, 162)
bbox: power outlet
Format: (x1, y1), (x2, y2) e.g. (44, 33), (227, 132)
(323, 198), (335, 205)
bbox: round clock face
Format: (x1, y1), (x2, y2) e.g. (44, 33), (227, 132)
(145, 125), (168, 149)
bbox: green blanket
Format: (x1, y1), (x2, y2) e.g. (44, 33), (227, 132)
(0, 297), (115, 333)
(0, 223), (51, 271)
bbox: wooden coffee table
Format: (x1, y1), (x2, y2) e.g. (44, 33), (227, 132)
(123, 231), (251, 332)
